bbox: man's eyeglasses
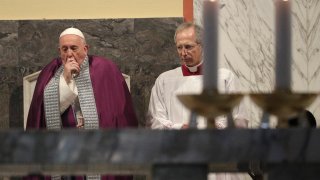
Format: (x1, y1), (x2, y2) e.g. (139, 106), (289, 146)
(176, 43), (199, 52)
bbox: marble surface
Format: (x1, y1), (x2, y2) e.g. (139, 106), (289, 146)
(194, 0), (320, 127)
(2, 129), (320, 174)
(0, 18), (183, 128)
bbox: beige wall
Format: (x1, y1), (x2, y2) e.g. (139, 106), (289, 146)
(0, 0), (182, 20)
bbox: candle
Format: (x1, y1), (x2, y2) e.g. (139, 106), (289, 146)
(275, 0), (291, 91)
(203, 0), (219, 91)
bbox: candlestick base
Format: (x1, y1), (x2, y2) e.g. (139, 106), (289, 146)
(249, 90), (318, 128)
(177, 91), (244, 128)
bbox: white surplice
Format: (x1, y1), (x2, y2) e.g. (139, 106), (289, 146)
(147, 67), (248, 129)
(147, 67), (251, 180)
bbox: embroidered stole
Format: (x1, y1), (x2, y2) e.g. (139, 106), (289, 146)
(44, 57), (100, 180)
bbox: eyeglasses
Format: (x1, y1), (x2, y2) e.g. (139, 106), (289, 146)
(176, 43), (200, 52)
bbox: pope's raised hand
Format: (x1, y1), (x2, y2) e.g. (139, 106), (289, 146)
(63, 59), (80, 83)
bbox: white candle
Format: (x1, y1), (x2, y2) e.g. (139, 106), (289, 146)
(203, 0), (219, 91)
(275, 0), (291, 91)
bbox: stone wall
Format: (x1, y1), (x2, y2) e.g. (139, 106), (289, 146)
(0, 18), (183, 128)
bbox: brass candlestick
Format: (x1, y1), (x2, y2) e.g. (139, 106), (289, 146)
(249, 90), (318, 128)
(178, 90), (244, 128)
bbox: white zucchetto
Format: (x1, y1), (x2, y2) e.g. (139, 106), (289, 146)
(59, 27), (85, 39)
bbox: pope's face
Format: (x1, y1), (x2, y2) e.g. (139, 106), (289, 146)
(175, 27), (202, 67)
(59, 34), (88, 65)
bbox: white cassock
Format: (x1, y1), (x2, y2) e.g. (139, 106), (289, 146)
(146, 67), (251, 180)
(147, 67), (248, 129)
(59, 73), (83, 122)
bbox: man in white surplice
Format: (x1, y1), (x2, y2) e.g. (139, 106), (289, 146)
(146, 22), (250, 180)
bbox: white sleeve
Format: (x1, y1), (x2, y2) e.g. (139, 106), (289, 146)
(59, 74), (78, 114)
(146, 77), (184, 130)
(225, 71), (249, 128)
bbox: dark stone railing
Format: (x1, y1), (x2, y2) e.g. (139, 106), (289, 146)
(1, 129), (320, 180)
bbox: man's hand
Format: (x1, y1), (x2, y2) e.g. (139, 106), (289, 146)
(76, 117), (84, 129)
(63, 59), (80, 83)
(234, 118), (248, 128)
(181, 124), (189, 129)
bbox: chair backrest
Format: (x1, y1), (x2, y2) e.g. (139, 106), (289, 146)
(23, 71), (130, 129)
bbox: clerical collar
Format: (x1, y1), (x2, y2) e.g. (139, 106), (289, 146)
(181, 62), (203, 76)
